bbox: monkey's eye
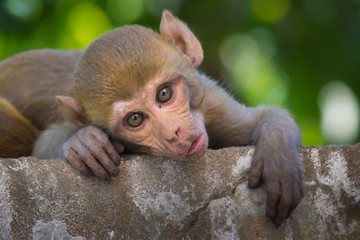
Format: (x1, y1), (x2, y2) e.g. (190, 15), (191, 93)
(156, 86), (172, 103)
(126, 112), (144, 128)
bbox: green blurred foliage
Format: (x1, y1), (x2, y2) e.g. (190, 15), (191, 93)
(0, 0), (359, 146)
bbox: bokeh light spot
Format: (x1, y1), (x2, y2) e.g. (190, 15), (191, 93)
(220, 30), (288, 106)
(67, 3), (113, 48)
(251, 0), (290, 22)
(5, 0), (42, 21)
(106, 0), (144, 24)
(299, 118), (324, 146)
(318, 81), (359, 144)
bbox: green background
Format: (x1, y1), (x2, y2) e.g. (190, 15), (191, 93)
(1, 0), (359, 146)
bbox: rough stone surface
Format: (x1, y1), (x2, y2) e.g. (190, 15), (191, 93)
(0, 145), (359, 240)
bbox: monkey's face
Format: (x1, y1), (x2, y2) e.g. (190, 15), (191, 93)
(109, 75), (209, 161)
(73, 13), (208, 160)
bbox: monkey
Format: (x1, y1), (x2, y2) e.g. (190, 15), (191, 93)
(0, 11), (304, 227)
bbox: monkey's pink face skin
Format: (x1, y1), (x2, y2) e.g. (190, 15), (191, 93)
(110, 76), (209, 160)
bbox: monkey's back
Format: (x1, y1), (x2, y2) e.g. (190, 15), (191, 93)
(0, 50), (83, 130)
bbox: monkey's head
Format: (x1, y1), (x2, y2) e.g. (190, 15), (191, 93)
(57, 11), (209, 161)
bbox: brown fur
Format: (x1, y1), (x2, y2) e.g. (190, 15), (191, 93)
(0, 11), (303, 227)
(0, 50), (82, 130)
(0, 97), (38, 157)
(0, 50), (83, 157)
(74, 25), (191, 127)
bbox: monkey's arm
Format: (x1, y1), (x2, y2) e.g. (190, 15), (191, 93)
(32, 122), (77, 159)
(199, 73), (304, 227)
(199, 72), (301, 148)
(32, 122), (123, 180)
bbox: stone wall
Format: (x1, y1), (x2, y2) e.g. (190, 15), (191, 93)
(0, 145), (359, 239)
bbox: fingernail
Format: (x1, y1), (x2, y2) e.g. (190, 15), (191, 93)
(112, 168), (120, 177)
(115, 159), (121, 166)
(248, 181), (258, 189)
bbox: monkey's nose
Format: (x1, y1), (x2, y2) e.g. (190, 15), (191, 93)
(167, 127), (180, 142)
(174, 127), (181, 138)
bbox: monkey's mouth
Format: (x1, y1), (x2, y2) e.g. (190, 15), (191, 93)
(186, 134), (205, 156)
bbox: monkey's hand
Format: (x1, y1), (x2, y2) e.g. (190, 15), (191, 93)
(62, 125), (124, 180)
(248, 123), (304, 227)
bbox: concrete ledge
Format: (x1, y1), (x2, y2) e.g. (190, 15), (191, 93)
(0, 145), (359, 239)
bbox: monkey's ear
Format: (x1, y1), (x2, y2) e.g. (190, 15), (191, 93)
(160, 10), (203, 68)
(56, 96), (89, 128)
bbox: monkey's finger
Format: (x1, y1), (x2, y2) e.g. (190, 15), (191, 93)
(273, 181), (292, 227)
(248, 154), (263, 188)
(90, 145), (120, 177)
(286, 183), (302, 219)
(274, 202), (290, 227)
(81, 134), (120, 177)
(88, 126), (121, 166)
(265, 179), (281, 222)
(65, 148), (92, 177)
(86, 136), (119, 176)
(76, 142), (112, 180)
(103, 140), (122, 166)
(112, 140), (125, 154)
